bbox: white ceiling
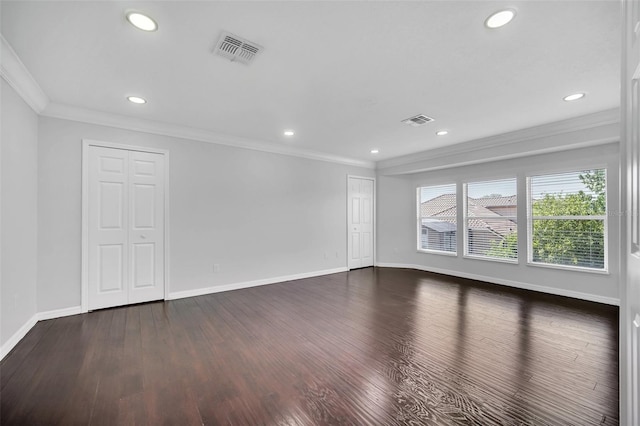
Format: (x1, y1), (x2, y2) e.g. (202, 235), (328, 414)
(1, 1), (621, 163)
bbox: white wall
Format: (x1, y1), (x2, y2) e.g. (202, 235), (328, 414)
(377, 143), (620, 304)
(37, 116), (374, 311)
(1, 80), (39, 350)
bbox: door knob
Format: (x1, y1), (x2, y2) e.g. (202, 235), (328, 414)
(140, 235), (147, 239)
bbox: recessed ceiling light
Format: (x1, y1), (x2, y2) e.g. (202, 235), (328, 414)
(485, 9), (516, 29)
(371, 149), (379, 154)
(126, 11), (158, 32)
(436, 130), (449, 136)
(127, 96), (147, 104)
(284, 130), (295, 136)
(563, 93), (586, 102)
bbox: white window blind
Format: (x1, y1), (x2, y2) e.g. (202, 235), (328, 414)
(417, 184), (457, 253)
(465, 178), (518, 261)
(528, 169), (607, 270)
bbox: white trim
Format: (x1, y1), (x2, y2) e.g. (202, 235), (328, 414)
(532, 215), (607, 220)
(43, 102), (375, 169)
(0, 267), (342, 362)
(2, 35), (370, 169)
(0, 314), (38, 361)
(417, 183), (459, 253)
(377, 108), (620, 172)
(526, 260), (609, 274)
(463, 254), (519, 264)
(37, 306), (82, 321)
(526, 168), (609, 274)
(81, 139), (170, 313)
(462, 177), (518, 261)
(417, 249), (458, 257)
(81, 142), (89, 312)
(0, 35), (49, 113)
(81, 139), (169, 155)
(347, 175), (376, 270)
(167, 267), (348, 300)
(376, 262), (620, 306)
(466, 215), (518, 220)
(164, 154), (171, 310)
(0, 307), (83, 361)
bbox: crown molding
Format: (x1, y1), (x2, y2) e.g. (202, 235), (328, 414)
(0, 34), (49, 113)
(42, 102), (375, 169)
(1, 34), (372, 168)
(1, 32), (617, 172)
(376, 108), (620, 174)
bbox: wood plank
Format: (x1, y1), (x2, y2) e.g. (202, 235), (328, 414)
(0, 267), (619, 425)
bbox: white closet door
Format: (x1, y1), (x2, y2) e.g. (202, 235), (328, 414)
(128, 150), (165, 304)
(88, 146), (130, 310)
(87, 146), (165, 310)
(622, 0), (640, 423)
(348, 177), (374, 269)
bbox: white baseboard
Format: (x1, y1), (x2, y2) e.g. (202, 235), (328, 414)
(0, 314), (38, 361)
(0, 306), (83, 362)
(37, 306), (82, 321)
(168, 267), (349, 300)
(1, 267), (350, 360)
(376, 262), (620, 306)
(3, 262), (615, 362)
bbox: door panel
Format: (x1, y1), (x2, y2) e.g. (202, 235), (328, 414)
(348, 177), (374, 269)
(88, 146), (129, 310)
(98, 244), (124, 292)
(632, 78), (639, 250)
(351, 198), (360, 224)
(132, 184), (156, 228)
(363, 198), (371, 224)
(132, 243), (155, 288)
(622, 1), (640, 423)
(360, 179), (374, 267)
(351, 232), (361, 263)
(128, 150), (165, 304)
(363, 232), (372, 259)
(99, 182), (124, 229)
(87, 145), (165, 309)
(133, 159), (156, 176)
(100, 156), (125, 174)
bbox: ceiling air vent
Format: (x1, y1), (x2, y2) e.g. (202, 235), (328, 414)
(401, 114), (435, 127)
(214, 31), (262, 65)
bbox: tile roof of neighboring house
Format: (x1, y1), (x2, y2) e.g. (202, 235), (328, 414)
(420, 194), (457, 216)
(421, 195), (517, 236)
(473, 195), (517, 207)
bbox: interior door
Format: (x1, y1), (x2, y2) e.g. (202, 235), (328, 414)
(87, 146), (165, 310)
(88, 146), (130, 310)
(622, 0), (640, 423)
(128, 150), (165, 304)
(348, 177), (374, 269)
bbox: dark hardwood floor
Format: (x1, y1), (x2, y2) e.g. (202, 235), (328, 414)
(1, 268), (618, 425)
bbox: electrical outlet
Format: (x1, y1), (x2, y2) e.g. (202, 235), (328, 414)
(213, 264), (221, 273)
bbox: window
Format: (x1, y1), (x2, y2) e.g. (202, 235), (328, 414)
(465, 178), (518, 261)
(417, 184), (457, 253)
(528, 169), (607, 271)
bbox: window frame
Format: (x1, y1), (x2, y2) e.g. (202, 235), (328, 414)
(526, 168), (609, 274)
(463, 177), (518, 264)
(416, 184), (458, 256)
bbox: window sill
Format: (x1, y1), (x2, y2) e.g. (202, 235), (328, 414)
(417, 249), (457, 257)
(527, 261), (609, 275)
(463, 254), (518, 265)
